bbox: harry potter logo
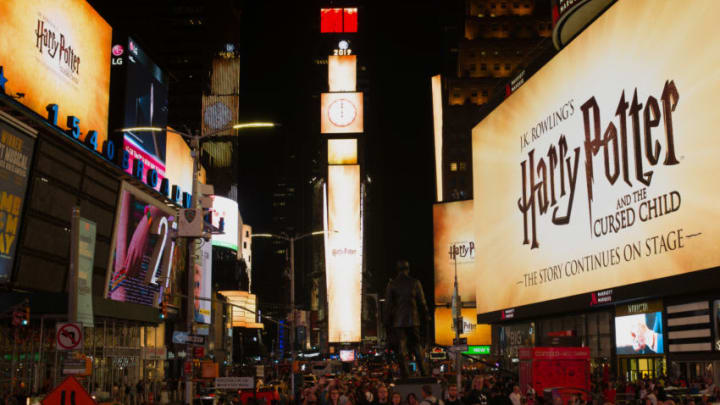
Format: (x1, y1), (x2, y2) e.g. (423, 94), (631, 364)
(518, 80), (680, 249)
(35, 19), (81, 75)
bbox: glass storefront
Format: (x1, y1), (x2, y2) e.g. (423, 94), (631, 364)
(618, 356), (665, 381)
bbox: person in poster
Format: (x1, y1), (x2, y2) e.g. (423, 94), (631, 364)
(616, 312), (664, 355)
(107, 185), (173, 305)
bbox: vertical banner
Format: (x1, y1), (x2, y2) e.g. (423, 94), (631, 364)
(326, 165), (362, 342)
(0, 121), (36, 283)
(194, 239), (212, 324)
(76, 218), (96, 327)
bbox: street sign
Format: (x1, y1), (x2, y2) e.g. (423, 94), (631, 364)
(449, 344), (469, 353)
(215, 376), (254, 390)
(56, 322), (83, 351)
(172, 331), (206, 345)
(62, 358), (87, 375)
(41, 377), (94, 405)
(462, 345), (491, 355)
(193, 346), (204, 358)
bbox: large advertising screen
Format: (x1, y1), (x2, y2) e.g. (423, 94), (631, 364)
(615, 312), (664, 355)
(472, 0), (720, 316)
(325, 165), (362, 342)
(434, 307), (491, 346)
(211, 196), (238, 251)
(321, 92), (363, 134)
(113, 37), (169, 189)
(0, 120), (36, 283)
(0, 0), (112, 150)
(433, 201), (475, 304)
(105, 182), (176, 306)
(328, 55), (356, 92)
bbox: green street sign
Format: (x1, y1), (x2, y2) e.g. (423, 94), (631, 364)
(462, 345), (490, 355)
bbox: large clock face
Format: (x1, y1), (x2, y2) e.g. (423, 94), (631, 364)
(204, 102), (232, 130)
(327, 99), (357, 127)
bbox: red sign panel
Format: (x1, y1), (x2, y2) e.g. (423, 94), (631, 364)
(42, 376), (96, 405)
(321, 8), (358, 33)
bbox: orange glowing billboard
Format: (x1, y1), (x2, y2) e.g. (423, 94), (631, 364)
(321, 92), (363, 134)
(325, 165), (362, 342)
(328, 139), (358, 165)
(433, 201), (476, 305)
(328, 55), (357, 92)
(435, 307), (491, 346)
(0, 0), (112, 150)
(472, 0), (720, 316)
(432, 75), (444, 201)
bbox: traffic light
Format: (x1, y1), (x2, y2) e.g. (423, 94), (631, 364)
(161, 297), (168, 319)
(22, 306), (29, 326)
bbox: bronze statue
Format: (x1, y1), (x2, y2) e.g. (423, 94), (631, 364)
(384, 259), (429, 378)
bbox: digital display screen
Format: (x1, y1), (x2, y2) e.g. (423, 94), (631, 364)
(615, 312), (664, 355)
(473, 0), (720, 316)
(114, 37), (169, 190)
(211, 196), (239, 251)
(339, 349), (355, 362)
(320, 8), (358, 33)
(0, 0), (112, 150)
(106, 183), (176, 306)
(433, 201), (475, 304)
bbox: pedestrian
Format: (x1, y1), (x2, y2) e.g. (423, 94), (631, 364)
(420, 385), (443, 405)
(446, 385), (465, 405)
(509, 386), (522, 405)
(408, 393), (420, 405)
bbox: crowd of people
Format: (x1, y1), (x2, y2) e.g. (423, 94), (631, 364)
(596, 375), (719, 405)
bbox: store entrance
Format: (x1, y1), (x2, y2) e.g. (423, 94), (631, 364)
(618, 356), (665, 381)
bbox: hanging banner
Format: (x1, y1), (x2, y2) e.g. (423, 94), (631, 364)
(75, 217), (96, 326)
(0, 120), (36, 283)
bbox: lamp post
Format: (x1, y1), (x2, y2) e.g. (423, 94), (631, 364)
(119, 122), (277, 405)
(252, 230), (334, 400)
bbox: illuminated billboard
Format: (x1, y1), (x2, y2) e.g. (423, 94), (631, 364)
(0, 0), (112, 150)
(432, 75), (444, 202)
(472, 0), (720, 316)
(111, 37), (169, 190)
(325, 165), (362, 342)
(328, 139), (358, 165)
(194, 239), (212, 324)
(164, 129), (207, 192)
(0, 121), (36, 283)
(321, 92), (363, 134)
(320, 8), (358, 33)
(211, 196), (239, 251)
(434, 307), (491, 346)
(328, 55), (356, 92)
(433, 201), (476, 304)
(615, 312), (664, 355)
(105, 182), (176, 306)
(219, 290), (263, 328)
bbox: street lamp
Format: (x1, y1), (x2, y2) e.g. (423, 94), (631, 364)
(118, 122), (277, 405)
(252, 229), (336, 399)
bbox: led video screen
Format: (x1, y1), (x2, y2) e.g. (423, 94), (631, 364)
(105, 182), (176, 306)
(320, 8), (358, 33)
(433, 201), (476, 304)
(321, 92), (363, 134)
(472, 0), (720, 316)
(615, 312), (664, 355)
(0, 0), (112, 150)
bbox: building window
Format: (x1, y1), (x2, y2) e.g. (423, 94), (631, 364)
(505, 63), (511, 70)
(243, 242), (247, 249)
(470, 63), (477, 71)
(453, 92), (461, 98)
(494, 63), (500, 70)
(481, 51), (486, 56)
(482, 89), (488, 96)
(450, 162), (458, 172)
(471, 91), (478, 97)
(513, 2), (519, 7)
(490, 3), (496, 8)
(501, 3), (507, 8)
(481, 63), (487, 71)
(459, 162), (467, 171)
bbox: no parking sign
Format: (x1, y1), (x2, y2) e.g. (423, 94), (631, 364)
(56, 322), (83, 351)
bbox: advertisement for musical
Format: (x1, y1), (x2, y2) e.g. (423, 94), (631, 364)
(105, 182), (177, 306)
(433, 200), (476, 304)
(0, 0), (112, 149)
(472, 0), (720, 316)
(0, 121), (35, 283)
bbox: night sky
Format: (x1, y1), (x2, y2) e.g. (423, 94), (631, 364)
(90, 0), (452, 302)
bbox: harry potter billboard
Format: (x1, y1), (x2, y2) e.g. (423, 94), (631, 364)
(472, 0), (720, 316)
(0, 0), (112, 150)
